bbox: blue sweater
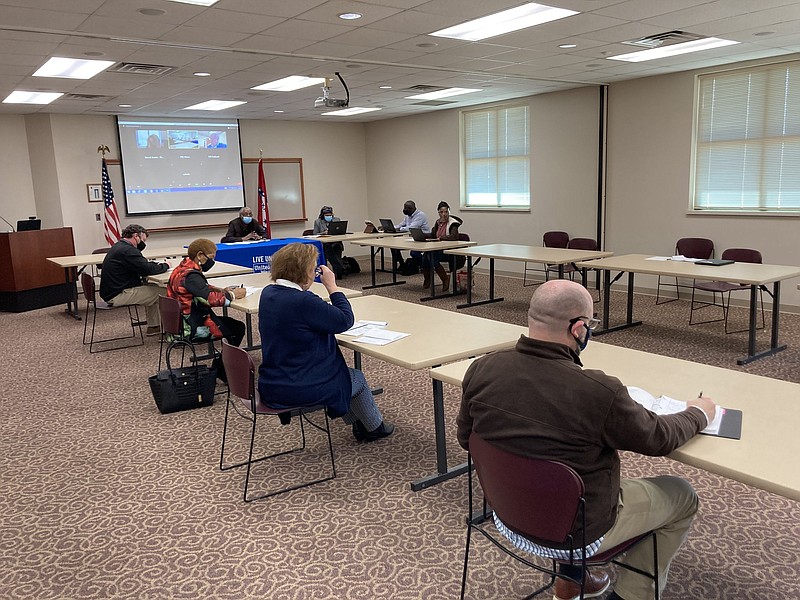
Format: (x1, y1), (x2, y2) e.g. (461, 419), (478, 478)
(258, 285), (354, 417)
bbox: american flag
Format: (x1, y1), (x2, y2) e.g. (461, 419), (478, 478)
(101, 158), (121, 245)
(257, 158), (271, 239)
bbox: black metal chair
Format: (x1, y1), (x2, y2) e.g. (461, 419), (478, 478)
(656, 237), (714, 304)
(461, 433), (659, 600)
(219, 340), (336, 502)
(524, 231), (569, 287)
(690, 248), (766, 333)
(157, 295), (216, 371)
(80, 272), (144, 353)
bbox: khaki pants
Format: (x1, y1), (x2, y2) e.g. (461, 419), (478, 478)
(595, 476), (698, 600)
(109, 285), (162, 327)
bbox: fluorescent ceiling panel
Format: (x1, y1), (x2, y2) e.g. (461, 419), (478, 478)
(183, 100), (246, 111)
(33, 57), (114, 79)
(607, 37), (740, 62)
(167, 0), (219, 6)
(251, 76), (326, 92)
(405, 88), (482, 100)
(322, 107), (381, 116)
(3, 91), (63, 104)
(430, 3), (578, 42)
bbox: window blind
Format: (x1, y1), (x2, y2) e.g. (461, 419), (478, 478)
(693, 60), (800, 212)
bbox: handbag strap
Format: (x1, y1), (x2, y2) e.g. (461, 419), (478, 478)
(164, 339), (200, 385)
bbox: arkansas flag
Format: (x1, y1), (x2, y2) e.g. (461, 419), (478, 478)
(257, 159), (271, 239)
(102, 158), (121, 245)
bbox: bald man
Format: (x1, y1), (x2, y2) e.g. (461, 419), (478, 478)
(457, 280), (717, 600)
(221, 207), (266, 243)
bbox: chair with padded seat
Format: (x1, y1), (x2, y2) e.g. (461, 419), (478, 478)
(81, 272), (144, 353)
(524, 231), (569, 287)
(689, 248), (766, 333)
(656, 237), (714, 304)
(302, 228), (314, 236)
(157, 295), (216, 371)
(460, 433), (659, 600)
(219, 340), (336, 502)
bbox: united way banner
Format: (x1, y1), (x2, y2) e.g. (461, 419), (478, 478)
(215, 238), (323, 273)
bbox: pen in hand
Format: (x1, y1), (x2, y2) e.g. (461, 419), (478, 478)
(698, 391), (703, 398)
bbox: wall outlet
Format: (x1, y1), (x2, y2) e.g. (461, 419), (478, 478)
(95, 213), (101, 222)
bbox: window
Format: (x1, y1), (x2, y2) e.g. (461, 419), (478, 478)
(462, 104), (530, 209)
(692, 60), (800, 212)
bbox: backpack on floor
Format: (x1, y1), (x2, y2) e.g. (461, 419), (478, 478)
(343, 256), (361, 274)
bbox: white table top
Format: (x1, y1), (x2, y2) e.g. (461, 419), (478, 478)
(354, 236), (477, 252)
(575, 253), (800, 285)
(302, 232), (406, 243)
(47, 246), (188, 268)
(336, 295), (526, 370)
(213, 272), (362, 314)
(445, 243), (613, 264)
(147, 261), (253, 285)
(430, 341), (800, 501)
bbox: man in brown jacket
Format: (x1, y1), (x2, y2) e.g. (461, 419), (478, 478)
(457, 279), (717, 600)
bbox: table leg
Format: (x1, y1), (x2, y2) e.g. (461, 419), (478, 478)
(63, 266), (81, 320)
(411, 378), (469, 491)
(362, 246), (406, 290)
(737, 281), (786, 365)
(456, 256), (504, 309)
(593, 270), (642, 336)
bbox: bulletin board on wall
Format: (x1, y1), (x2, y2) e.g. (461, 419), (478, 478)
(104, 157), (307, 232)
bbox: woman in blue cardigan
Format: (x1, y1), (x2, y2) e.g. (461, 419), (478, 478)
(258, 243), (393, 442)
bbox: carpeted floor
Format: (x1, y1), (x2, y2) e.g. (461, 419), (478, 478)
(0, 267), (798, 599)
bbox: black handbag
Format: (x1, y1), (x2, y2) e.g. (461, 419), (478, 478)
(148, 340), (216, 414)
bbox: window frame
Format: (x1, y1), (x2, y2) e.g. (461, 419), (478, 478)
(690, 59), (800, 216)
(460, 102), (531, 212)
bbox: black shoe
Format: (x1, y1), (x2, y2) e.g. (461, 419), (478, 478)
(352, 421), (367, 442)
(361, 421), (394, 443)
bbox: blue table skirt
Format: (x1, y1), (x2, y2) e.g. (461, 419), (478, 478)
(215, 238), (324, 273)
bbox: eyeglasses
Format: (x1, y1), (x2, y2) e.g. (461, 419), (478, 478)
(569, 316), (600, 331)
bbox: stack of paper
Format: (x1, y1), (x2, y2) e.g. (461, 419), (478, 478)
(627, 386), (723, 435)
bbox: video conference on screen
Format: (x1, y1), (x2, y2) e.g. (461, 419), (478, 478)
(117, 117), (245, 216)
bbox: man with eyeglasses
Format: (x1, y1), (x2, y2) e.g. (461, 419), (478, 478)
(457, 279), (717, 600)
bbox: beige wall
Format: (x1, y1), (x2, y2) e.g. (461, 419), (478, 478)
(0, 115), (37, 230)
(606, 59), (800, 309)
(364, 86), (602, 274)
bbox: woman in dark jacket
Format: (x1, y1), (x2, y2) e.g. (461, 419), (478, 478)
(313, 205), (346, 278)
(257, 243), (393, 442)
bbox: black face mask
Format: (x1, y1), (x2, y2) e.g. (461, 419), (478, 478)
(137, 241), (147, 251)
(402, 207), (413, 216)
(200, 257), (215, 272)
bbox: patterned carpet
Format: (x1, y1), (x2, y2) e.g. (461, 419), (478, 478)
(1, 266), (798, 599)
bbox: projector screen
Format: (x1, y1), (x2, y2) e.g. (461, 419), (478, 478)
(117, 116), (245, 215)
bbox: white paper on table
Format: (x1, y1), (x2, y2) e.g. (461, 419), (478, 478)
(668, 255), (702, 262)
(627, 386), (722, 435)
(646, 256), (670, 261)
(341, 320), (389, 336)
(353, 329), (409, 345)
(244, 286), (261, 296)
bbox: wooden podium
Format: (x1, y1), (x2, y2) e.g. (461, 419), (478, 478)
(0, 227), (75, 312)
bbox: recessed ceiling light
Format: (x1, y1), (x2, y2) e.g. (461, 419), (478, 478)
(607, 37), (739, 62)
(559, 43), (577, 49)
(251, 75), (326, 92)
(33, 57), (114, 79)
(338, 12), (362, 20)
(379, 86), (392, 89)
(193, 72), (211, 77)
(273, 110), (285, 113)
(183, 100), (246, 111)
(405, 87), (482, 100)
(138, 8), (166, 16)
(3, 90), (63, 104)
(322, 107), (381, 116)
(431, 3), (578, 41)
(118, 104), (132, 108)
(167, 0), (219, 6)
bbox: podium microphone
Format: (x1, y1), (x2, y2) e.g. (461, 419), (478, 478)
(0, 215), (15, 232)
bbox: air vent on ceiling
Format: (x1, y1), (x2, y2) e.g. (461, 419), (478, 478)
(622, 30), (704, 49)
(108, 62), (175, 76)
(411, 100), (457, 107)
(63, 93), (111, 100)
(401, 84), (446, 93)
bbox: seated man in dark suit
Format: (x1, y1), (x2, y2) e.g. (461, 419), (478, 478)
(221, 207), (266, 243)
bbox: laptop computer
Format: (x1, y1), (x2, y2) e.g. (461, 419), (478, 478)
(379, 218), (397, 233)
(325, 220), (348, 235)
(409, 227), (431, 242)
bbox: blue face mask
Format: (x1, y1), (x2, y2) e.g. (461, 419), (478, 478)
(324, 215), (333, 222)
(242, 216), (253, 224)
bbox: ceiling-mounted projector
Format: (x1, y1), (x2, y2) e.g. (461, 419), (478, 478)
(314, 71), (350, 109)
